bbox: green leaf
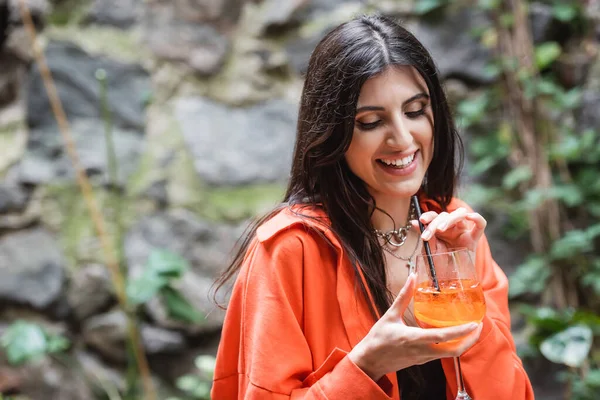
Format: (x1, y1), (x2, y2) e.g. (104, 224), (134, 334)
(195, 355), (216, 378)
(126, 272), (167, 305)
(551, 230), (592, 260)
(535, 42), (561, 69)
(1, 321), (47, 365)
(470, 155), (499, 176)
(552, 4), (578, 22)
(540, 325), (592, 367)
(0, 321), (69, 366)
(161, 286), (204, 324)
(502, 166), (532, 190)
(477, 0), (500, 10)
(414, 0), (445, 15)
(146, 249), (188, 278)
(519, 305), (570, 333)
(560, 88), (582, 109)
(509, 256), (550, 298)
(457, 94), (489, 127)
(177, 375), (201, 392)
(46, 335), (70, 354)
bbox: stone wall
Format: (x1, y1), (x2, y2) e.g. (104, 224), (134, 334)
(0, 0), (598, 398)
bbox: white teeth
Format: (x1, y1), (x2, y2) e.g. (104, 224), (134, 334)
(380, 153), (415, 168)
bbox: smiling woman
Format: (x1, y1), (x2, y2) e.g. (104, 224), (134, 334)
(211, 14), (534, 400)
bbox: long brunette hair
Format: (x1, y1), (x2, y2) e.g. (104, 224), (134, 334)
(214, 14), (464, 396)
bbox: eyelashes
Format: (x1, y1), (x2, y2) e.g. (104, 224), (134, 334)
(355, 108), (427, 131)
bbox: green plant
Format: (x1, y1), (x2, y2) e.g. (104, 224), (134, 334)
(127, 249), (203, 324)
(167, 355), (216, 400)
(452, 0), (600, 397)
(0, 321), (70, 365)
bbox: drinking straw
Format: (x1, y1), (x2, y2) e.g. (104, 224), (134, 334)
(411, 195), (440, 291)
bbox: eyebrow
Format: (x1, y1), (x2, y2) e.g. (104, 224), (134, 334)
(355, 92), (430, 114)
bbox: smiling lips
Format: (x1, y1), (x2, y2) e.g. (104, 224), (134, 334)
(377, 151), (417, 169)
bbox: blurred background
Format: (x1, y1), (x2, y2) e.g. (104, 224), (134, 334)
(0, 0), (598, 399)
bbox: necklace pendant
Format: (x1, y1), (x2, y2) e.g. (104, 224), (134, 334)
(407, 259), (415, 273)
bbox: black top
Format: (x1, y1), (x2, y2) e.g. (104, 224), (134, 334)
(398, 359), (447, 399)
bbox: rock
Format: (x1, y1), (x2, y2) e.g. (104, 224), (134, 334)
(283, 1), (363, 73)
(0, 182), (28, 213)
(142, 2), (229, 76)
(75, 350), (126, 393)
(9, 356), (94, 400)
(18, 118), (145, 185)
(82, 310), (187, 362)
(82, 310), (128, 362)
(580, 90), (600, 132)
(175, 96), (297, 185)
(259, 0), (307, 33)
(86, 0), (140, 28)
(0, 53), (25, 106)
(141, 324), (187, 354)
(125, 209), (242, 279)
(529, 2), (554, 44)
(0, 102), (27, 176)
(67, 264), (113, 321)
(26, 41), (150, 131)
(407, 8), (493, 84)
(0, 228), (65, 309)
(124, 210), (238, 332)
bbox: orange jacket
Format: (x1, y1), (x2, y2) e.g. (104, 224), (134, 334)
(212, 199), (535, 399)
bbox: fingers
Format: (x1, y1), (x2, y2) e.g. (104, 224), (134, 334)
(416, 208), (487, 242)
(412, 322), (479, 344)
(451, 322), (484, 356)
(387, 273), (417, 319)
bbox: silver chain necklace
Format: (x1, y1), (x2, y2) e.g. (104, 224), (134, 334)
(374, 204), (420, 268)
(382, 234), (421, 269)
(373, 204), (415, 247)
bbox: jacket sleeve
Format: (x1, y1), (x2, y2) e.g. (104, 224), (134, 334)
(211, 230), (394, 400)
(442, 230), (535, 399)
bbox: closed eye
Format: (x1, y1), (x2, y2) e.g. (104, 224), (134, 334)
(356, 120), (382, 130)
(405, 108), (426, 119)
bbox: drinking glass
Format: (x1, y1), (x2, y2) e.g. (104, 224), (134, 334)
(412, 248), (486, 400)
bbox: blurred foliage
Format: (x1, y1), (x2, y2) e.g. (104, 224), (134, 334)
(454, 0), (600, 398)
(0, 321), (70, 365)
(167, 355), (216, 400)
(127, 249), (203, 324)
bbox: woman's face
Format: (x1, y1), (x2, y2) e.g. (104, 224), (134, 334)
(345, 65), (434, 201)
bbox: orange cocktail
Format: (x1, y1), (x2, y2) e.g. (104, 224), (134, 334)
(414, 278), (486, 329)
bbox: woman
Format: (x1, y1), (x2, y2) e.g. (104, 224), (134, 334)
(212, 14), (534, 399)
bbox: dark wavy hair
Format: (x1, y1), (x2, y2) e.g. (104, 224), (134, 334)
(215, 14), (464, 397)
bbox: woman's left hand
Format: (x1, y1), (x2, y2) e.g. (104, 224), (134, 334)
(411, 207), (487, 252)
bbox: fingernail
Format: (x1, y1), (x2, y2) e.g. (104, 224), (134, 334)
(422, 230), (431, 240)
(468, 323), (478, 329)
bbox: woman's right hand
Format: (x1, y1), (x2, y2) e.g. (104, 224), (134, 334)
(348, 273), (483, 382)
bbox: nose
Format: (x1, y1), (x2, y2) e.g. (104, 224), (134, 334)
(386, 113), (413, 148)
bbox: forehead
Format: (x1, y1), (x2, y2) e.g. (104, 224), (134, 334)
(357, 65), (428, 105)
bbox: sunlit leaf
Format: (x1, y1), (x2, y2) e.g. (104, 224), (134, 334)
(509, 256), (550, 298)
(503, 166), (532, 190)
(535, 42), (561, 69)
(551, 230), (592, 260)
(552, 4), (578, 22)
(146, 249), (188, 278)
(195, 355), (216, 378)
(414, 0), (446, 15)
(126, 272), (167, 305)
(0, 321), (69, 366)
(477, 0), (500, 10)
(540, 325), (592, 367)
(161, 286), (203, 324)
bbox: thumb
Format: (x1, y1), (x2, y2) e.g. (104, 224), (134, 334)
(387, 272), (417, 319)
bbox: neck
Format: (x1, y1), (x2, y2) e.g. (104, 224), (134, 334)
(371, 195), (413, 232)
